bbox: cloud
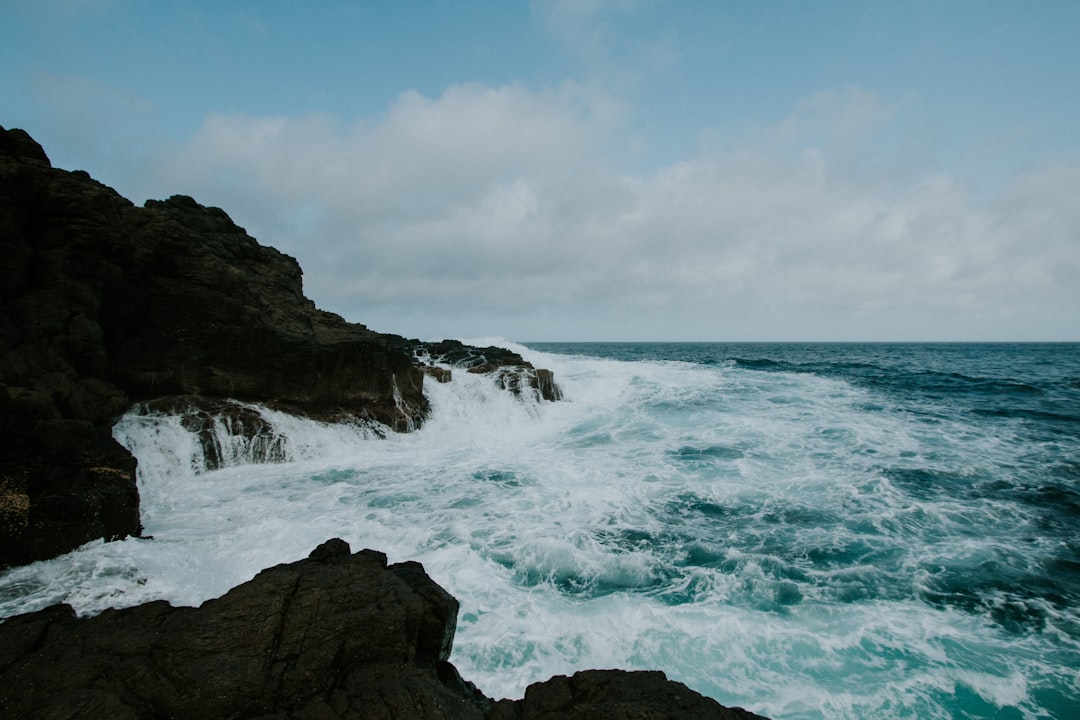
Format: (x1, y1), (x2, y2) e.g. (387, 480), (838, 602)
(142, 84), (1079, 341)
(160, 82), (621, 214)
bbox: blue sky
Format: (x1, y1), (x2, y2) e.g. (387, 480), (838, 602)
(3, 1), (1079, 341)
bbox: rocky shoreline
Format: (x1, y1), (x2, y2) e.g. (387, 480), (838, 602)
(0, 127), (770, 718)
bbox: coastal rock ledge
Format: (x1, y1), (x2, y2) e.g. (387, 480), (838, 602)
(0, 539), (770, 720)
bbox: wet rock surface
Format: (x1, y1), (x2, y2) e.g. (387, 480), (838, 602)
(417, 339), (563, 402)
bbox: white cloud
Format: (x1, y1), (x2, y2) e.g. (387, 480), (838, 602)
(161, 82), (621, 217)
(141, 84), (1079, 341)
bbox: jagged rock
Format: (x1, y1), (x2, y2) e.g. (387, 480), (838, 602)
(103, 195), (427, 429)
(424, 340), (562, 402)
(138, 396), (294, 471)
(0, 541), (771, 720)
(0, 387), (140, 567)
(485, 366), (564, 403)
(423, 365), (454, 384)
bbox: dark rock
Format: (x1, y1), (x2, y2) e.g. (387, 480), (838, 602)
(484, 366), (564, 403)
(104, 194), (427, 431)
(424, 365), (454, 383)
(0, 416), (139, 568)
(422, 339), (530, 371)
(0, 541), (771, 720)
(0, 127), (49, 164)
(307, 536), (351, 560)
(1, 127), (144, 565)
(489, 669), (771, 720)
(422, 340), (562, 402)
(138, 396), (295, 471)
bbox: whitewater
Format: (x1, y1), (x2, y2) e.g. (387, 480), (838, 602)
(1, 341), (1077, 719)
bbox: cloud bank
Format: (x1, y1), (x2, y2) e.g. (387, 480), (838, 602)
(138, 83), (1077, 341)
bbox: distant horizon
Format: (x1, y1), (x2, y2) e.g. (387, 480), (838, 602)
(521, 339), (1080, 344)
(3, 2), (1078, 341)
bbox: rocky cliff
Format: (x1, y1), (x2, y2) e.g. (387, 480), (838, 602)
(0, 126), (557, 567)
(0, 538), (769, 720)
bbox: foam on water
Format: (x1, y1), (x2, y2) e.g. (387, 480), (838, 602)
(1, 342), (1078, 718)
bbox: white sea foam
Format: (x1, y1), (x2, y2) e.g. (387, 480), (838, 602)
(1, 342), (1076, 718)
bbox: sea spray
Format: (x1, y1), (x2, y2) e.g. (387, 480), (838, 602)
(1, 342), (1078, 719)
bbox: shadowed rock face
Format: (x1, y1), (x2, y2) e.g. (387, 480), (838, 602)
(2, 127), (146, 566)
(0, 126), (559, 567)
(107, 193), (427, 426)
(0, 539), (771, 720)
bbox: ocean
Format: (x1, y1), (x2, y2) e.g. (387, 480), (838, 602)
(1, 342), (1078, 719)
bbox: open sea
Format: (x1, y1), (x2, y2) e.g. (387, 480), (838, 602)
(2, 342), (1078, 719)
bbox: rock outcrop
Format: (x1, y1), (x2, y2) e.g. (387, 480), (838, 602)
(0, 539), (769, 720)
(0, 126), (559, 567)
(420, 339), (563, 402)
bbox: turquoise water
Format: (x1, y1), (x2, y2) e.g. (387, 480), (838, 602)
(525, 342), (1080, 718)
(2, 342), (1078, 718)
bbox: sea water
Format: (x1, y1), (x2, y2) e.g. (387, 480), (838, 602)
(1, 342), (1078, 719)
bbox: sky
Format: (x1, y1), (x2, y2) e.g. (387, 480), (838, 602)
(3, 1), (1079, 342)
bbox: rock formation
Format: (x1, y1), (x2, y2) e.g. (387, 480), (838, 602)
(420, 339), (563, 402)
(0, 539), (769, 719)
(0, 126), (558, 567)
